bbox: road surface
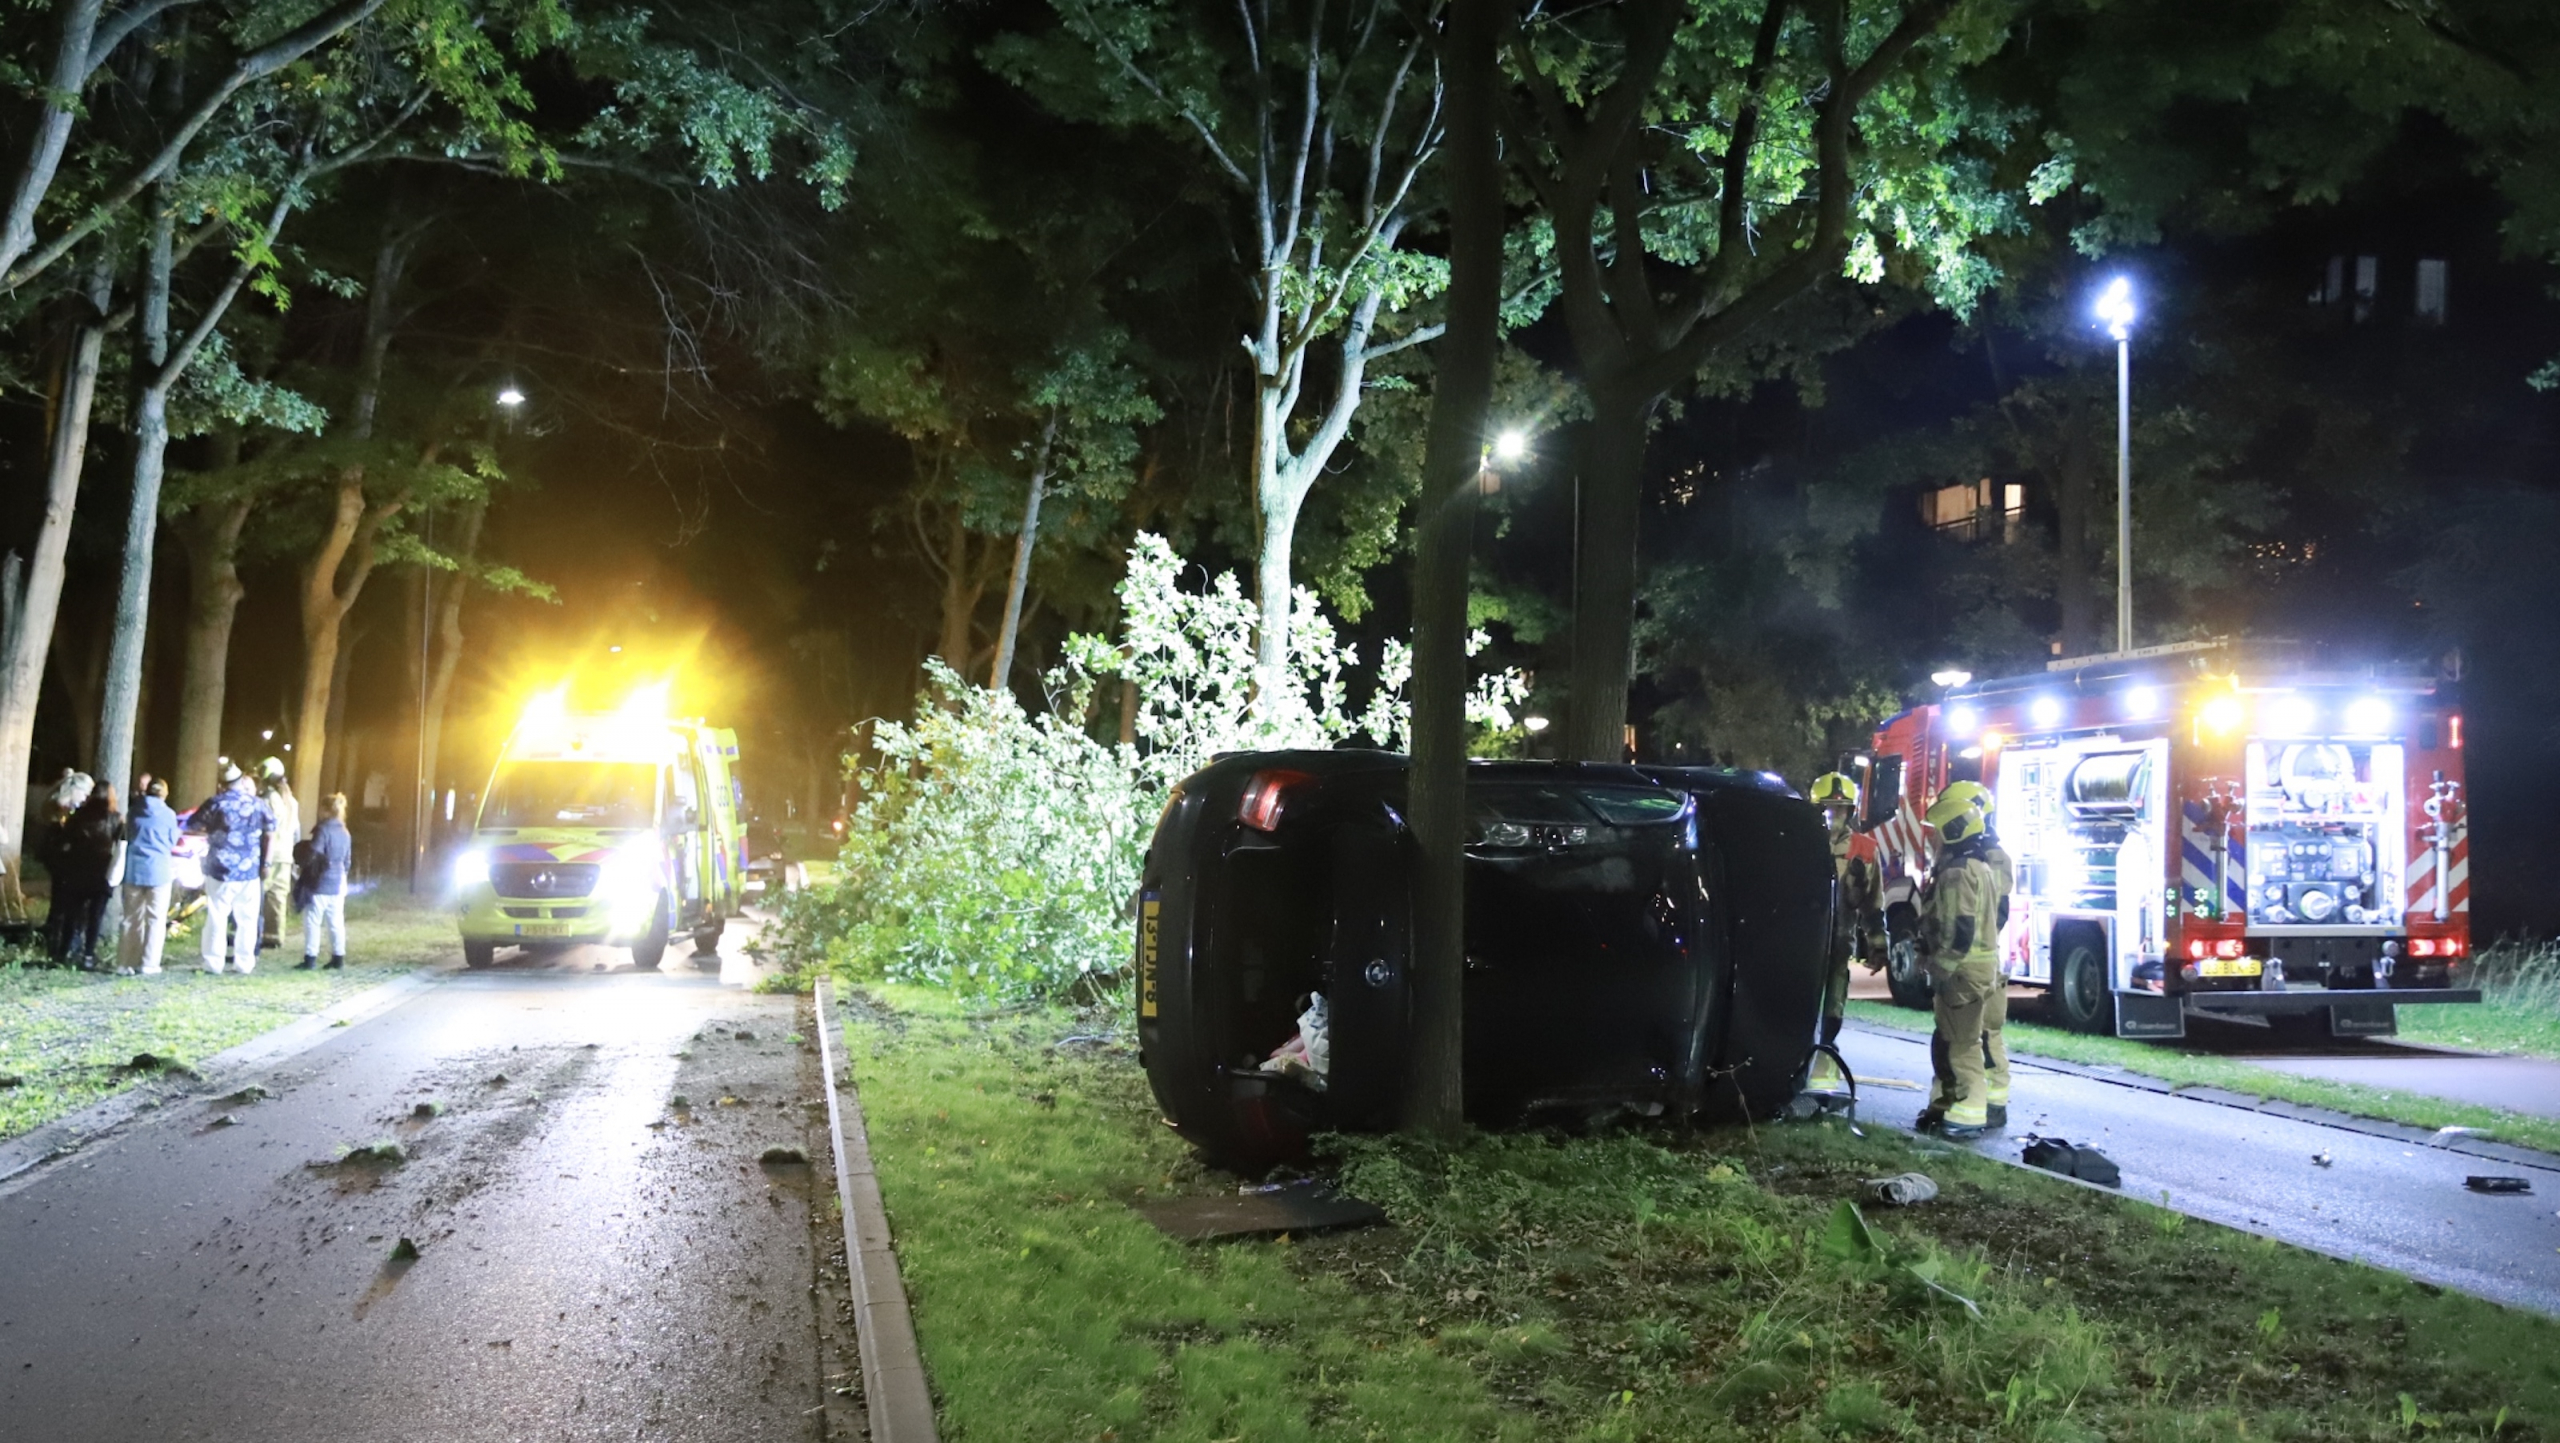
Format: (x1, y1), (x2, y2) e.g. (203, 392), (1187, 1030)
(1834, 1021), (2560, 1317)
(0, 938), (850, 1442)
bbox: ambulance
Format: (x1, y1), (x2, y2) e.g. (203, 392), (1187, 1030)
(452, 690), (747, 969)
(1847, 640), (2478, 1039)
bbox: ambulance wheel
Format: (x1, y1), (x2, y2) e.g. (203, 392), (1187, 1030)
(1884, 904), (1931, 1010)
(463, 940), (495, 969)
(2056, 940), (2111, 1034)
(631, 907), (670, 971)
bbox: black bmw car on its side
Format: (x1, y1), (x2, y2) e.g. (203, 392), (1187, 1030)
(1134, 751), (1834, 1169)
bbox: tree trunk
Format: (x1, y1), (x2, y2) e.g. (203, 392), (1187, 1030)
(1562, 380), (1656, 763)
(291, 224), (405, 806)
(2054, 397), (2098, 660)
(990, 415), (1059, 692)
(935, 505), (982, 673)
(320, 622), (364, 795)
(0, 0), (106, 280)
(173, 495), (251, 807)
(47, 603), (107, 775)
(0, 261), (109, 892)
(416, 500), (484, 859)
(1403, 0), (1506, 1141)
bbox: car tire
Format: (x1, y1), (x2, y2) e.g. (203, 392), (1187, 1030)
(2056, 940), (2111, 1034)
(632, 903), (669, 971)
(463, 940), (495, 970)
(1884, 903), (1931, 1010)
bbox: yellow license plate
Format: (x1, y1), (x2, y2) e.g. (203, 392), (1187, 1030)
(513, 921), (574, 938)
(2196, 957), (2262, 977)
(1139, 895), (1161, 1019)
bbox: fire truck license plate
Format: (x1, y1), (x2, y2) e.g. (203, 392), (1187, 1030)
(2195, 957), (2262, 978)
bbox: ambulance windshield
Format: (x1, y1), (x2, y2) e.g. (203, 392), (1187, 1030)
(482, 760), (659, 829)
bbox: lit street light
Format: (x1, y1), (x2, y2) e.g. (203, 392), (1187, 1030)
(497, 385), (527, 408)
(2093, 276), (2137, 654)
(1930, 668), (1972, 690)
(1492, 428), (1528, 464)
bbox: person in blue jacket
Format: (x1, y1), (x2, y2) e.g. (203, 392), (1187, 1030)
(297, 792), (353, 971)
(118, 775), (180, 975)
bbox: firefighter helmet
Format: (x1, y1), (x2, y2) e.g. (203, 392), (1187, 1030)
(1925, 789), (1987, 845)
(1939, 779), (1993, 818)
(1809, 772), (1859, 808)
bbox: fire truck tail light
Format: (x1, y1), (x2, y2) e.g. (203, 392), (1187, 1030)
(2187, 940), (2207, 960)
(2410, 938), (2437, 957)
(2216, 939), (2245, 958)
(2450, 715), (2463, 748)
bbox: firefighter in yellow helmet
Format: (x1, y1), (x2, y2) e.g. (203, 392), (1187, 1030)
(1805, 771), (1871, 1096)
(1916, 785), (2011, 1137)
(1940, 779), (2014, 1127)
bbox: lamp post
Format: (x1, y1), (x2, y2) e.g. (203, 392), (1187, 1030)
(2093, 277), (2137, 654)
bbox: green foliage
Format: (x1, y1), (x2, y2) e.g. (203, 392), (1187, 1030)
(775, 535), (1525, 1002)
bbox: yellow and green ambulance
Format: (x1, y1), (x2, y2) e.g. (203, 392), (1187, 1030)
(452, 693), (746, 969)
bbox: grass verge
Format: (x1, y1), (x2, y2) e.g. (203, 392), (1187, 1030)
(0, 887), (451, 1142)
(1845, 998), (2560, 1158)
(849, 986), (2560, 1441)
(2402, 942), (2560, 1061)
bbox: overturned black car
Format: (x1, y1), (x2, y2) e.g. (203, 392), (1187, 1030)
(1135, 751), (1835, 1169)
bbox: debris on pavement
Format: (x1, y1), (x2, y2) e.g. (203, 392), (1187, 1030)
(388, 1237), (421, 1260)
(2313, 1151), (2333, 1167)
(339, 1140), (406, 1165)
(759, 1145), (809, 1165)
(2466, 1176), (2532, 1194)
(1864, 1172), (1940, 1207)
(2022, 1135), (2123, 1189)
(0, 1073), (21, 1088)
(221, 1085), (268, 1105)
(205, 1114), (237, 1129)
(488, 1073), (509, 1086)
(411, 1101), (443, 1119)
(669, 1094), (691, 1111)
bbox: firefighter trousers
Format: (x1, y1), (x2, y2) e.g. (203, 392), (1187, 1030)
(1807, 919), (1855, 1093)
(1926, 953), (2008, 1127)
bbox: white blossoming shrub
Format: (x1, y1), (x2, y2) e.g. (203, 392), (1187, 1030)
(777, 534), (1528, 1002)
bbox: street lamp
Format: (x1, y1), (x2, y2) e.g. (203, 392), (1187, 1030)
(1930, 668), (1972, 690)
(2093, 276), (2137, 654)
(1492, 428), (1528, 465)
(496, 385), (527, 408)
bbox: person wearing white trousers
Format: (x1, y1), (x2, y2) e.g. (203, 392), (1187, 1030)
(202, 878), (263, 974)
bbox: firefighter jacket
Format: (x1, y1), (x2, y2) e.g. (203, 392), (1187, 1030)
(1981, 833), (2014, 931)
(1920, 842), (2003, 967)
(1826, 814), (1877, 916)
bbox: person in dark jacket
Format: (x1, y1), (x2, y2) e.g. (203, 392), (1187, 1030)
(49, 786), (120, 968)
(297, 792), (354, 970)
(119, 775), (180, 975)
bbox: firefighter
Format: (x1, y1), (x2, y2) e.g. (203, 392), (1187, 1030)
(1806, 771), (1869, 1096)
(1915, 786), (2010, 1138)
(1942, 779), (2014, 1128)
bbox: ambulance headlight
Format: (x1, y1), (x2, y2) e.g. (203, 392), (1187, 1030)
(451, 850), (490, 889)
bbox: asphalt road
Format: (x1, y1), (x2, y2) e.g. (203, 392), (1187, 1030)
(1834, 1022), (2560, 1317)
(0, 938), (839, 1442)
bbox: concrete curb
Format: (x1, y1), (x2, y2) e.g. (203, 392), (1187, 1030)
(0, 962), (456, 1191)
(815, 977), (939, 1443)
(1846, 1014), (2560, 1175)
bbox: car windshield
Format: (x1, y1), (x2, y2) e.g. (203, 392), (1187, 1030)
(481, 761), (658, 829)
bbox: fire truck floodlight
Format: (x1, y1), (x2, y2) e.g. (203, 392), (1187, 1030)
(2029, 695), (2065, 728)
(2344, 696), (2392, 734)
(1981, 730), (2005, 753)
(2199, 694), (2245, 734)
(1946, 704), (1981, 739)
(2123, 686), (2159, 719)
(2264, 695), (2318, 736)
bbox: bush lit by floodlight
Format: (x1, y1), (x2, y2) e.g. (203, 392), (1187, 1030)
(1492, 429), (1529, 464)
(2094, 277), (2137, 341)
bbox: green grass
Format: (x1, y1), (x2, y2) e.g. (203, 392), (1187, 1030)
(1845, 999), (2560, 1158)
(2402, 942), (2560, 1061)
(0, 888), (453, 1142)
(849, 986), (2560, 1441)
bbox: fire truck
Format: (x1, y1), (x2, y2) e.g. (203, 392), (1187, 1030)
(1846, 640), (2477, 1040)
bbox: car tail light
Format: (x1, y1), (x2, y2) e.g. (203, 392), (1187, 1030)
(1238, 769), (1313, 833)
(2216, 939), (2245, 958)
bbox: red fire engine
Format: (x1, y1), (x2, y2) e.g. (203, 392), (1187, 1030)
(1846, 640), (2478, 1040)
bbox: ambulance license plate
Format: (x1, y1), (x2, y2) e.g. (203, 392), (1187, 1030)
(2195, 957), (2261, 977)
(513, 921), (574, 938)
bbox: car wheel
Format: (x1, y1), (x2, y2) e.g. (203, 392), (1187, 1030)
(631, 902), (669, 971)
(463, 940), (495, 969)
(2056, 941), (2111, 1034)
(1884, 904), (1931, 1010)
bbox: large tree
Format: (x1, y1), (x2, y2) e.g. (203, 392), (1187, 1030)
(1500, 0), (2027, 760)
